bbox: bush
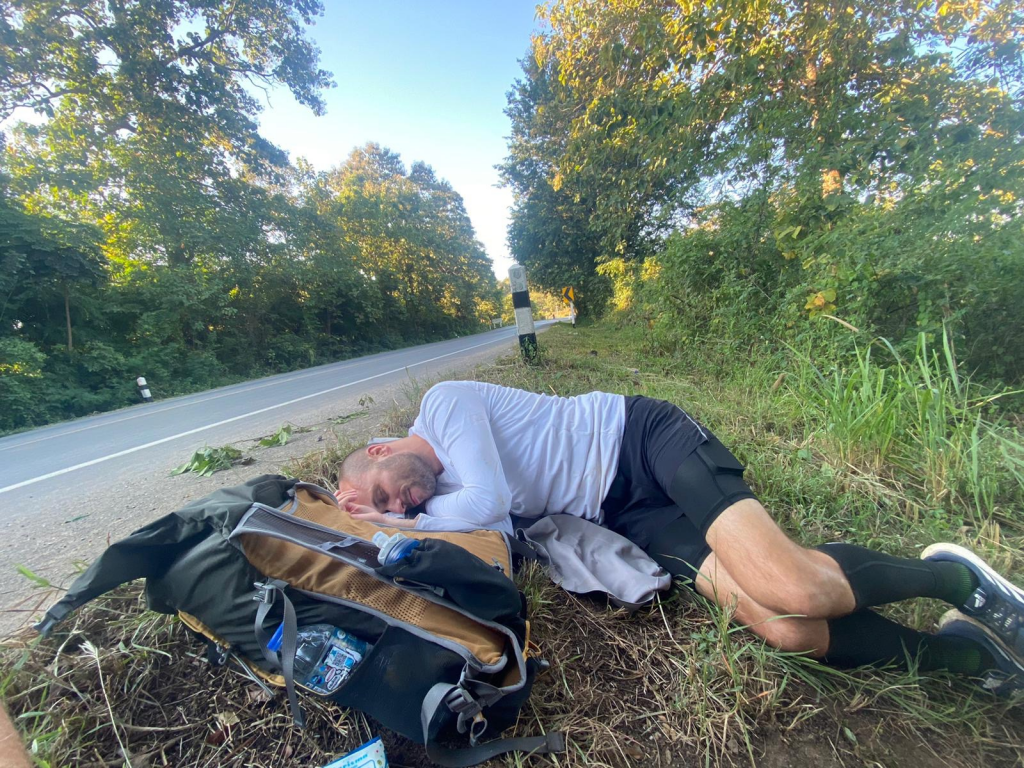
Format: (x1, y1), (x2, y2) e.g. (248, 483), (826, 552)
(0, 337), (51, 431)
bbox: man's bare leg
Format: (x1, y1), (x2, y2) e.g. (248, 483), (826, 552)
(692, 551), (1010, 681)
(693, 551), (829, 654)
(703, 498), (856, 619)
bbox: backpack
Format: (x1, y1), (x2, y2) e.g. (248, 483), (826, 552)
(35, 474), (564, 767)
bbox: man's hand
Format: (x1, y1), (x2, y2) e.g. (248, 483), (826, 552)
(334, 489), (417, 528)
(334, 488), (357, 506)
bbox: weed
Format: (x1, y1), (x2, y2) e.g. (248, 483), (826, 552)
(14, 566), (53, 590)
(331, 411), (368, 425)
(258, 424), (292, 448)
(170, 445), (249, 477)
(790, 329), (1024, 528)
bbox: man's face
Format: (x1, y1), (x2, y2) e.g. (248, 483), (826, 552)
(340, 452), (437, 516)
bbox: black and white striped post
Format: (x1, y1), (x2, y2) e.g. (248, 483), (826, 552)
(136, 376), (153, 402)
(508, 264), (538, 361)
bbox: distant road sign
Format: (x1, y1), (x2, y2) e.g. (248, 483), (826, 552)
(561, 286), (575, 304)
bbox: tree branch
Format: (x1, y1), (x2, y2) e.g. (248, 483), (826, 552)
(163, 0), (240, 65)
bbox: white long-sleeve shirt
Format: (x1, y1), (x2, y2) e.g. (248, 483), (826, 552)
(408, 381), (625, 533)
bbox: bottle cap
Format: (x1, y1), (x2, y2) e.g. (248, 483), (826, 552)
(386, 538), (421, 565)
(267, 622), (284, 653)
(375, 531), (418, 565)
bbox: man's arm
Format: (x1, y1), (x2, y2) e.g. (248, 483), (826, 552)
(414, 384), (513, 530)
(0, 706), (32, 768)
(413, 513), (513, 533)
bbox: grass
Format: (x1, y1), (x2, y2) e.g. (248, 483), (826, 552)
(2, 321), (1022, 767)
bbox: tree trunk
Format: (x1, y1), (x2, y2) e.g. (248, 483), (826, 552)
(64, 283), (73, 352)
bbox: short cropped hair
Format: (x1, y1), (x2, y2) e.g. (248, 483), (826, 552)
(339, 445), (373, 485)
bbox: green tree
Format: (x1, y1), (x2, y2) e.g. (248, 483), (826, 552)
(501, 54), (613, 317)
(0, 1), (505, 433)
(323, 144), (498, 342)
(2, 0), (333, 263)
(0, 186), (109, 430)
(504, 0), (1024, 378)
(0, 191), (104, 352)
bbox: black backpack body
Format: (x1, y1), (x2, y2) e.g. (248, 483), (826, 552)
(36, 475), (563, 766)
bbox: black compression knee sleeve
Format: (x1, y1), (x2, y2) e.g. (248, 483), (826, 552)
(824, 610), (991, 674)
(816, 543), (977, 611)
(666, 437), (757, 533)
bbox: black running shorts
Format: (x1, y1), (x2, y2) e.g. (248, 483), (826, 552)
(603, 396), (758, 584)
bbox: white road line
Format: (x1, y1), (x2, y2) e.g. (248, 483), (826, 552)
(0, 329), (517, 454)
(0, 366), (354, 453)
(0, 334), (513, 496)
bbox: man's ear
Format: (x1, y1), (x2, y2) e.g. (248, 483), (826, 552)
(366, 443), (392, 459)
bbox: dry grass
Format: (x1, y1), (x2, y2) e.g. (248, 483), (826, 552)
(0, 587), (401, 768)
(4, 572), (1021, 767)
(2, 324), (1023, 767)
(515, 562), (1024, 767)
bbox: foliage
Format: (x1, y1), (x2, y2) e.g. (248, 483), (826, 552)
(258, 424), (292, 448)
(0, 1), (503, 434)
(499, 53), (614, 318)
(503, 0), (1024, 381)
(170, 445), (247, 477)
(789, 329), (1024, 524)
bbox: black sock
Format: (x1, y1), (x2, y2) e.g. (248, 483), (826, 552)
(816, 543), (978, 610)
(824, 610), (995, 674)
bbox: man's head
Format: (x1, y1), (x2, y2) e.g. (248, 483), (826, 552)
(338, 444), (437, 516)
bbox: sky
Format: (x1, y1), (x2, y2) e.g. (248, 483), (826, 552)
(254, 1), (544, 278)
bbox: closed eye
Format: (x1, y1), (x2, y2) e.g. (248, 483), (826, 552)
(372, 487), (388, 510)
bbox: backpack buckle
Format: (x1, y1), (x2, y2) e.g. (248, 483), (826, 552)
(207, 641), (230, 667)
(252, 582), (276, 605)
(444, 686), (483, 721)
(445, 686), (490, 740)
(469, 712), (489, 745)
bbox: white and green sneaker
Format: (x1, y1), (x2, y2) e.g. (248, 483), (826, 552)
(937, 610), (1024, 697)
(922, 543), (1024, 661)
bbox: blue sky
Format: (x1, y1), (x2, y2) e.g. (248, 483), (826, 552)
(255, 1), (544, 278)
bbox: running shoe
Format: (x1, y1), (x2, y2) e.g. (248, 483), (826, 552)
(937, 609), (1024, 696)
(922, 543), (1024, 660)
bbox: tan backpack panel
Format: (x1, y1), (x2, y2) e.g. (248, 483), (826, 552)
(290, 487), (512, 573)
(240, 488), (511, 667)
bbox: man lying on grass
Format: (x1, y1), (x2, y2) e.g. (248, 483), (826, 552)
(336, 381), (1024, 695)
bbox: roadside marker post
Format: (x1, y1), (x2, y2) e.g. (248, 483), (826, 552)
(509, 264), (538, 362)
(561, 286), (576, 327)
(136, 376), (153, 402)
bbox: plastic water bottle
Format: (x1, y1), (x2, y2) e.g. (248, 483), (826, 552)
(372, 531), (421, 566)
(267, 623), (370, 695)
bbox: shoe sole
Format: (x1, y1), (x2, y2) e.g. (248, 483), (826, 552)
(921, 542), (1024, 606)
(938, 609), (1024, 693)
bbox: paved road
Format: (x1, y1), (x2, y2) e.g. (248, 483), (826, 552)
(1, 323), (554, 512)
(0, 322), (557, 627)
